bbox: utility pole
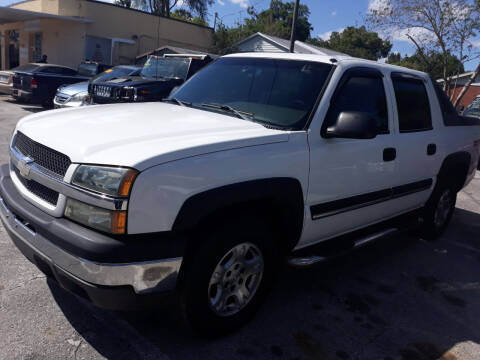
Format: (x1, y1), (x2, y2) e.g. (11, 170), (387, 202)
(289, 0), (300, 53)
(213, 12), (218, 31)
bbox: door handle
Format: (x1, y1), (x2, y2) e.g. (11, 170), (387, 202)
(383, 147), (396, 162)
(427, 143), (437, 156)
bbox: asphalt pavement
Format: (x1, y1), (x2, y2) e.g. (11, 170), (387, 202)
(1, 95), (480, 360)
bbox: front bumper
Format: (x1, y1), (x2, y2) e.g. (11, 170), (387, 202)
(0, 165), (184, 309)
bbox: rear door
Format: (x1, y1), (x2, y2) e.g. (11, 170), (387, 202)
(387, 72), (439, 209)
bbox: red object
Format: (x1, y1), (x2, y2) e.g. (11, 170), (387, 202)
(30, 78), (38, 89)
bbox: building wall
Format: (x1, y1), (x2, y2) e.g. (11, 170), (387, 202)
(447, 85), (480, 109)
(0, 18), (86, 69)
(237, 37), (286, 53)
(40, 18), (86, 67)
(8, 0), (214, 66)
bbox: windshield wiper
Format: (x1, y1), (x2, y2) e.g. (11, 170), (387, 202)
(201, 103), (254, 121)
(163, 98), (191, 107)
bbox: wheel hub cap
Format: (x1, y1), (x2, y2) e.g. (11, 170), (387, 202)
(208, 242), (264, 317)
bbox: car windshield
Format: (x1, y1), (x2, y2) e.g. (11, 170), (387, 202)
(463, 106), (480, 118)
(169, 57), (333, 129)
(92, 67), (139, 82)
(78, 63), (98, 77)
(140, 57), (191, 80)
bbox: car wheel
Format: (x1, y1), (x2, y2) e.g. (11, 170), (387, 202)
(420, 184), (456, 240)
(41, 99), (53, 108)
(179, 216), (277, 337)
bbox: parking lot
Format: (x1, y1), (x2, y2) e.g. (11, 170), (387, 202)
(0, 94), (480, 360)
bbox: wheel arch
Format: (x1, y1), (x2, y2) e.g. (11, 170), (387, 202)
(437, 151), (472, 192)
(172, 177), (305, 254)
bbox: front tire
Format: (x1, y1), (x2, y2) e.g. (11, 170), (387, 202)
(179, 216), (277, 337)
(421, 184), (456, 240)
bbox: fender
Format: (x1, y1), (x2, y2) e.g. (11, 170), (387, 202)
(172, 178), (305, 251)
(437, 151), (472, 192)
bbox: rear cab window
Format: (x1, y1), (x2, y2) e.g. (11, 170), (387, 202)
(391, 73), (432, 132)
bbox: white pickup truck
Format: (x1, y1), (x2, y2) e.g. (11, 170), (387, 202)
(1, 53), (479, 335)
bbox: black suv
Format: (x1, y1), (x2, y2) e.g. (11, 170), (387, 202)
(89, 54), (213, 104)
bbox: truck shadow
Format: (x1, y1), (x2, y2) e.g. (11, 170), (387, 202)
(49, 207), (480, 360)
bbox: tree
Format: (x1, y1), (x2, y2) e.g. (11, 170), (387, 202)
(387, 51), (464, 79)
(308, 26), (392, 61)
(114, 0), (133, 8)
(367, 0), (480, 106)
(171, 9), (209, 26)
(213, 0), (312, 54)
(135, 0), (213, 19)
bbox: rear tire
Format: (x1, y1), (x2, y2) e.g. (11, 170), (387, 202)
(420, 183), (456, 240)
(179, 215), (277, 337)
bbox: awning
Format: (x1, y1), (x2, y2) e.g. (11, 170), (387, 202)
(0, 6), (92, 24)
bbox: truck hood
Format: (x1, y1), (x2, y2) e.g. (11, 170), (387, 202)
(97, 76), (180, 87)
(16, 102), (289, 170)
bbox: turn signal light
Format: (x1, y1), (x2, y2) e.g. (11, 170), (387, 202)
(31, 78), (38, 89)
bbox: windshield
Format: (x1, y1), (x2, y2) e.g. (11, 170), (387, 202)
(92, 66), (139, 82)
(78, 63), (98, 77)
(140, 57), (191, 80)
(169, 57), (333, 129)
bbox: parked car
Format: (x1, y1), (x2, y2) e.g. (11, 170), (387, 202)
(1, 53), (480, 336)
(0, 69), (15, 95)
(462, 96), (480, 118)
(12, 62), (112, 107)
(89, 54), (212, 104)
(54, 65), (141, 108)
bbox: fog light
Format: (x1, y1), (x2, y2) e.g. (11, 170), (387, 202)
(64, 198), (126, 234)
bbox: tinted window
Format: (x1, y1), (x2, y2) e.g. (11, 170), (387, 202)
(78, 63), (98, 77)
(60, 68), (77, 76)
(171, 57), (333, 129)
(141, 57), (191, 80)
(14, 64), (40, 72)
(38, 66), (64, 74)
(325, 74), (388, 133)
(392, 75), (432, 132)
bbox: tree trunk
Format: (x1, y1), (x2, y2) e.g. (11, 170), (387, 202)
(454, 63), (480, 108)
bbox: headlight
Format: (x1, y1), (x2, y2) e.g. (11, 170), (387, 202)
(64, 198), (126, 234)
(70, 91), (89, 103)
(72, 165), (138, 197)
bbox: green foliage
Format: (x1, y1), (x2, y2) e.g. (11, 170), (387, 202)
(213, 0), (312, 54)
(114, 0), (133, 7)
(171, 9), (209, 26)
(387, 51), (464, 79)
(135, 0), (213, 19)
(308, 26), (392, 61)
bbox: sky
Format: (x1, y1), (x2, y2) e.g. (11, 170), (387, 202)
(1, 0), (478, 70)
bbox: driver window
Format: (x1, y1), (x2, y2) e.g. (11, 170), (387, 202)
(325, 75), (389, 134)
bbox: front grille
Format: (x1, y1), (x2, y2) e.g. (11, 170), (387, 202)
(93, 84), (112, 98)
(55, 93), (69, 104)
(13, 166), (59, 205)
(13, 132), (71, 179)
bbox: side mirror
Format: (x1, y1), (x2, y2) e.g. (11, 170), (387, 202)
(456, 105), (464, 114)
(325, 111), (378, 139)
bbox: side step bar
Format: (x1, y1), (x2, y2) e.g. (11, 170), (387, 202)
(287, 228), (398, 267)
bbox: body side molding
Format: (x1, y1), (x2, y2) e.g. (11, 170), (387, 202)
(311, 179), (433, 220)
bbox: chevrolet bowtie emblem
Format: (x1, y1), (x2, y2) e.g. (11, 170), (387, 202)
(18, 156), (34, 179)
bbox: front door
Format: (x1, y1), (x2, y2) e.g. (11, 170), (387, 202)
(300, 66), (399, 248)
